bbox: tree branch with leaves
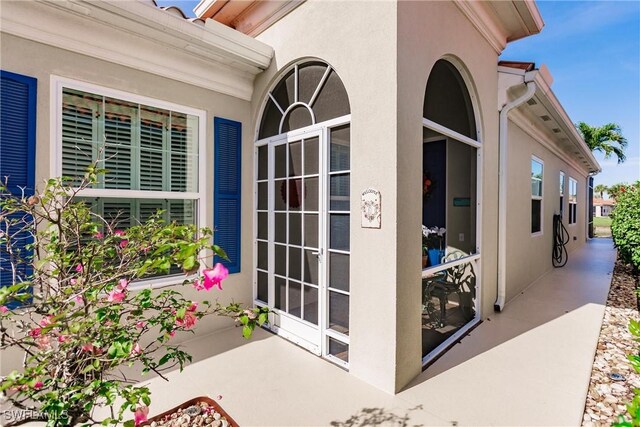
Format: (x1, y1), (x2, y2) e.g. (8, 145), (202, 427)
(0, 165), (268, 427)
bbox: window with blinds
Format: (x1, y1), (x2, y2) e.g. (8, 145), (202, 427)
(61, 88), (198, 192)
(57, 83), (204, 284)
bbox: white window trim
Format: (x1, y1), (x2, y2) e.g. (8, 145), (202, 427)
(50, 75), (207, 289)
(568, 176), (578, 226)
(531, 156), (544, 236)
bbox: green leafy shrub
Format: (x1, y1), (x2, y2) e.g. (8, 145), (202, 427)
(613, 319), (640, 426)
(611, 181), (640, 272)
(0, 166), (268, 426)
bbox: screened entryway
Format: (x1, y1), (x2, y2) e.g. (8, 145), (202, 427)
(254, 60), (352, 368)
(421, 59), (481, 363)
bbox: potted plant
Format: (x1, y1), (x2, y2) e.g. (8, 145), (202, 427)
(422, 226), (446, 266)
(0, 164), (268, 427)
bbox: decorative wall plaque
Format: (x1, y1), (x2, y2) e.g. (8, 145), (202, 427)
(361, 188), (381, 228)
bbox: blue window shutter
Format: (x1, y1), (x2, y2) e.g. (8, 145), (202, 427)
(0, 70), (37, 304)
(214, 117), (241, 274)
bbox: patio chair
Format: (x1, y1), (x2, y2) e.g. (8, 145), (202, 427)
(422, 250), (476, 327)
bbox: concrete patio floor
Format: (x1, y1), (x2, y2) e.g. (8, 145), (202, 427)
(138, 238), (616, 426)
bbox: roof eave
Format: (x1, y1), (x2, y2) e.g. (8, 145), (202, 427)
(454, 0), (544, 54)
(530, 69), (602, 174)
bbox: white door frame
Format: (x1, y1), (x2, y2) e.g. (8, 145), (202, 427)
(253, 115), (351, 365)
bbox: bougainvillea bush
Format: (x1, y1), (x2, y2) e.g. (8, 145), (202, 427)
(0, 165), (268, 426)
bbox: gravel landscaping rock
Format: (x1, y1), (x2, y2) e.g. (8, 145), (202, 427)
(143, 400), (235, 427)
(582, 260), (640, 427)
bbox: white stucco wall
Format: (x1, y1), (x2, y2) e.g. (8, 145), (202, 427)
(253, 0), (400, 393)
(252, 0), (501, 393)
(505, 118), (589, 300)
(0, 33), (256, 373)
(396, 0), (501, 389)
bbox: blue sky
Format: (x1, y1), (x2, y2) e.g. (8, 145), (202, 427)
(159, 0), (639, 189)
(502, 1), (640, 189)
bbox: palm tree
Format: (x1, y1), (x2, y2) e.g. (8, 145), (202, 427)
(576, 122), (628, 164)
(608, 183), (627, 200)
(594, 184), (608, 199)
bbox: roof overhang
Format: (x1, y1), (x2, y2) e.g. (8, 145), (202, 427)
(1, 0), (273, 100)
(194, 0), (304, 36)
(454, 0), (544, 54)
(498, 63), (601, 175)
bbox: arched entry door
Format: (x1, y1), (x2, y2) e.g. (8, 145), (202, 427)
(254, 61), (352, 366)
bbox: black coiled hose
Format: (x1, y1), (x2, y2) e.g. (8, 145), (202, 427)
(552, 214), (569, 268)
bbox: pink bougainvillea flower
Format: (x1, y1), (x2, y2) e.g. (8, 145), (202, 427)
(175, 312), (197, 329)
(202, 263), (229, 291)
(36, 335), (51, 349)
(106, 289), (126, 303)
(187, 301), (198, 312)
(0, 306), (8, 314)
(39, 315), (54, 328)
(142, 246), (150, 254)
(73, 294), (83, 304)
(117, 278), (129, 291)
(28, 327), (42, 337)
(134, 406), (149, 426)
(135, 321), (146, 329)
(81, 343), (95, 353)
(119, 239), (129, 249)
(95, 231), (104, 239)
(57, 335), (69, 343)
(131, 342), (142, 356)
(70, 278), (77, 285)
(75, 264), (83, 273)
(192, 278), (206, 291)
(114, 229), (125, 236)
(169, 330), (176, 337)
(33, 381), (44, 389)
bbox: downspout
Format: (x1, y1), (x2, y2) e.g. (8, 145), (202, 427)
(494, 75), (537, 312)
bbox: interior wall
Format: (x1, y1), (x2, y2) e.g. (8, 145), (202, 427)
(505, 119), (589, 300)
(446, 139), (476, 255)
(0, 33), (255, 359)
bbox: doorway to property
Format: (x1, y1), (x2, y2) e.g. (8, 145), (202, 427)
(254, 60), (351, 368)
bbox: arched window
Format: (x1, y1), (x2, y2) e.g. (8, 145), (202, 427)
(258, 61), (350, 139)
(421, 58), (480, 363)
(423, 59), (477, 140)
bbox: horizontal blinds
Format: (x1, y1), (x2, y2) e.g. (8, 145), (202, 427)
(140, 118), (165, 191)
(61, 88), (197, 193)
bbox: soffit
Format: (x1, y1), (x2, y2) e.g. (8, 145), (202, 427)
(500, 65), (600, 174)
(195, 0), (304, 36)
(454, 0), (544, 53)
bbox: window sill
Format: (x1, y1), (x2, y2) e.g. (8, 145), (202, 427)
(531, 231), (543, 238)
(129, 274), (195, 291)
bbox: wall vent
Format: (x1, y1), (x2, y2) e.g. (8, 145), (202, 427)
(540, 115), (551, 121)
(526, 98), (537, 106)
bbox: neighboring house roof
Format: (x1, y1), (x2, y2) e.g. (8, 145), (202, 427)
(593, 198), (616, 206)
(498, 61), (601, 175)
